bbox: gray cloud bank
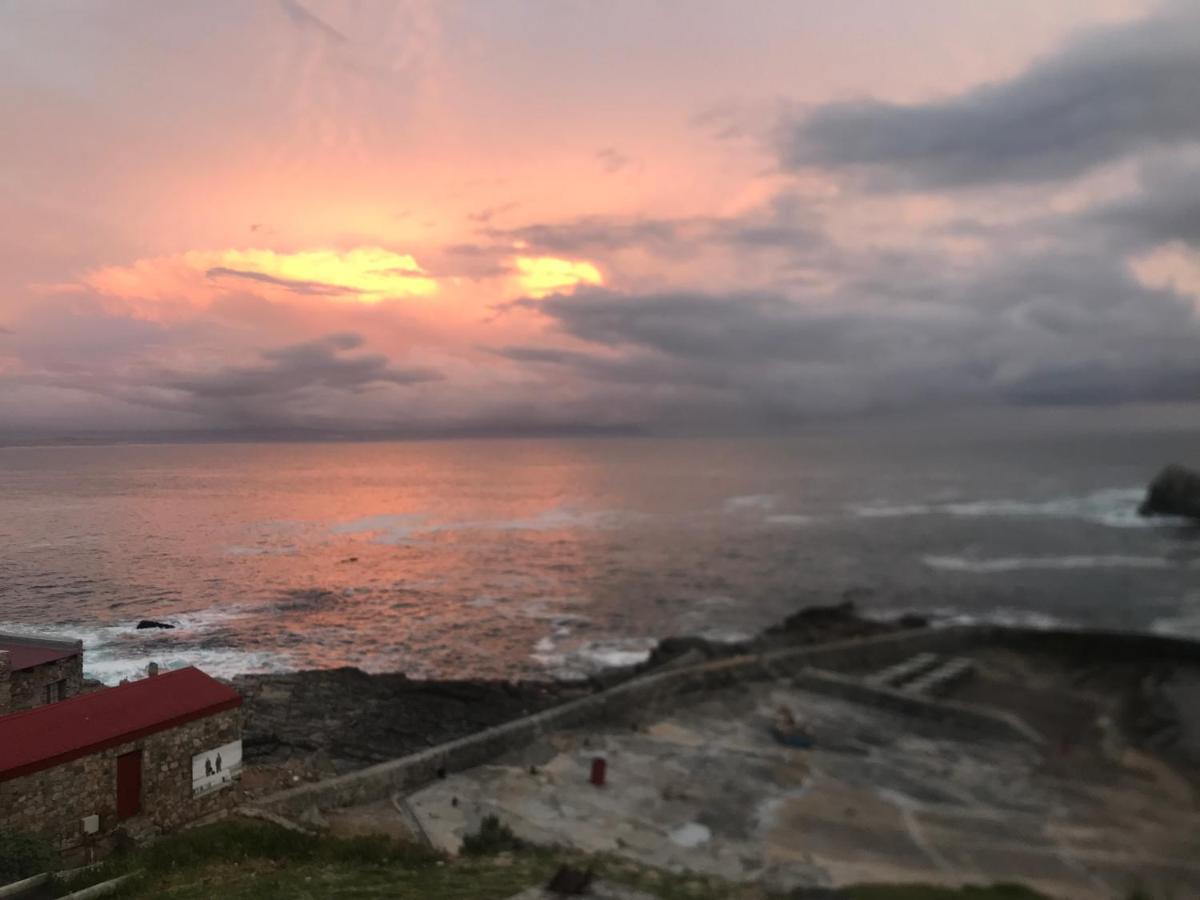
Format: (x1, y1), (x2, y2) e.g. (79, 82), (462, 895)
(780, 3), (1200, 187)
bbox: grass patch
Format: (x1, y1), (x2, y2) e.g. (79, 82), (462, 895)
(42, 818), (1070, 900)
(460, 815), (526, 857)
(0, 829), (57, 883)
(844, 885), (1049, 899)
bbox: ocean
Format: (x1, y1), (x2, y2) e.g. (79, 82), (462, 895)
(1, 407), (1198, 685)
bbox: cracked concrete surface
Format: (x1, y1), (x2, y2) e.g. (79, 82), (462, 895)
(404, 679), (1200, 898)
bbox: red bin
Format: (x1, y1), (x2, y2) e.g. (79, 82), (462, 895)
(590, 756), (607, 787)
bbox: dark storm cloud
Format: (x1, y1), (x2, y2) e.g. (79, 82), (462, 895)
(486, 193), (826, 258)
(1087, 157), (1200, 250)
(780, 3), (1200, 187)
(155, 333), (439, 403)
(504, 249), (1200, 420)
(205, 266), (360, 297)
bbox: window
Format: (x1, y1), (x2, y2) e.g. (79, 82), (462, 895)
(44, 679), (66, 704)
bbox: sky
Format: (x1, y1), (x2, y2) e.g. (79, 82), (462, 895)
(1, 0), (1199, 438)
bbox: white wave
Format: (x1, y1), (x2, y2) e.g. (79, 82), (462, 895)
(764, 513), (815, 526)
(693, 627), (752, 644)
(0, 606), (273, 685)
(575, 640), (655, 669)
(848, 488), (1190, 530)
(926, 607), (1070, 630)
(224, 544), (299, 557)
(83, 647), (283, 685)
(724, 494), (777, 512)
(331, 513), (426, 544)
(923, 554), (1176, 573)
(530, 635), (656, 680)
(941, 488), (1182, 529)
(1150, 609), (1200, 640)
(849, 503), (933, 518)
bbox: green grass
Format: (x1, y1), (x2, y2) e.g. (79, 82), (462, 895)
(843, 884), (1049, 900)
(0, 829), (57, 883)
(43, 819), (1087, 900)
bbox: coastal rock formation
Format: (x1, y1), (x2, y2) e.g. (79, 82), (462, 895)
(136, 619), (175, 630)
(235, 602), (911, 773)
(233, 670), (588, 772)
(1139, 464), (1200, 520)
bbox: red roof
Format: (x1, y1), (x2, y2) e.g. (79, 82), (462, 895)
(0, 667), (241, 782)
(0, 639), (81, 671)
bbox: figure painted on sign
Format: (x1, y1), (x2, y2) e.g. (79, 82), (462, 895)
(205, 758), (213, 777)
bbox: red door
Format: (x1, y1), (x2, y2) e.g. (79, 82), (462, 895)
(116, 750), (142, 819)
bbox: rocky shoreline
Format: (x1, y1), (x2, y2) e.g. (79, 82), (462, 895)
(233, 601), (910, 776)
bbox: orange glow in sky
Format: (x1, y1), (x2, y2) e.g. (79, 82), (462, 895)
(85, 247), (439, 305)
(513, 256), (603, 298)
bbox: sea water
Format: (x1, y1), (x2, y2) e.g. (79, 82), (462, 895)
(1, 406), (1197, 684)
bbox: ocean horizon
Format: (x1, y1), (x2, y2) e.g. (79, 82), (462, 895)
(1, 407), (1196, 686)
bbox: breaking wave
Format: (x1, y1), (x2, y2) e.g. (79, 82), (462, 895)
(922, 554), (1178, 573)
(0, 608), (283, 685)
(852, 488), (1192, 529)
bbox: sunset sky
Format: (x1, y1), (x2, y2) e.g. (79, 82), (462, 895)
(2, 0), (1199, 437)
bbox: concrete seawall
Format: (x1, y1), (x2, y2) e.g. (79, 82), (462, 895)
(250, 623), (1200, 819)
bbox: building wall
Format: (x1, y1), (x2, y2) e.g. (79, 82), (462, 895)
(0, 652), (11, 715)
(8, 655), (84, 713)
(0, 708), (241, 853)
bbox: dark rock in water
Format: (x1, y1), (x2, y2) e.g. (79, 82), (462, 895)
(136, 619), (175, 630)
(1139, 464), (1200, 520)
(898, 613), (930, 630)
(763, 601), (891, 644)
(640, 635), (742, 672)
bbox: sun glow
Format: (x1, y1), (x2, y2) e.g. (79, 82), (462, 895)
(513, 255), (603, 298)
(84, 247), (438, 305)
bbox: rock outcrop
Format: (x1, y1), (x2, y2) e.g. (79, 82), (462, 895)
(1139, 464), (1200, 520)
(233, 670), (588, 772)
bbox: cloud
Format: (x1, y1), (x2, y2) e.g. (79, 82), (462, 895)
(205, 266), (358, 297)
(487, 192), (827, 259)
(1088, 155), (1200, 250)
(277, 0), (348, 44)
(33, 332), (445, 432)
(512, 256), (603, 298)
(500, 255), (1200, 422)
(595, 146), (633, 174)
(780, 3), (1200, 187)
(154, 332), (437, 401)
(85, 247), (439, 306)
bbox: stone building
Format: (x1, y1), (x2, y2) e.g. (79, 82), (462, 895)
(0, 633), (84, 714)
(0, 666), (242, 858)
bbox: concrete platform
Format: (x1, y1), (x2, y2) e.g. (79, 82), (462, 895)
(403, 679), (1200, 899)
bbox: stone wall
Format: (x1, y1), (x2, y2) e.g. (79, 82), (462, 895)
(8, 655), (85, 713)
(0, 652), (11, 715)
(0, 708), (241, 853)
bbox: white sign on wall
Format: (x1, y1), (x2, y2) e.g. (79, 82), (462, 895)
(191, 739), (242, 797)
